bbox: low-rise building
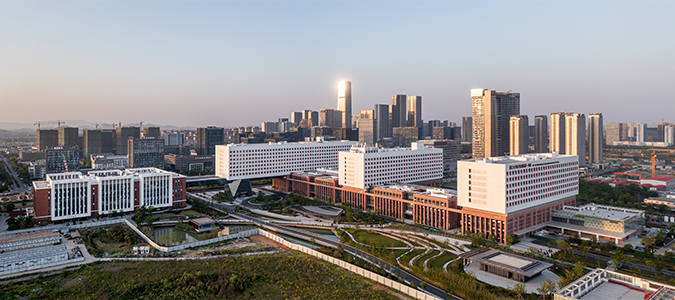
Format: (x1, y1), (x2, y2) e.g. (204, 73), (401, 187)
(548, 204), (645, 243)
(164, 154), (214, 171)
(641, 176), (675, 191)
(91, 153), (128, 169)
(555, 268), (675, 300)
(32, 168), (186, 222)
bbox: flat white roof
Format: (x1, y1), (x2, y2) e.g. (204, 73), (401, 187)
(578, 281), (646, 300)
(464, 153), (577, 164)
(487, 253), (531, 269)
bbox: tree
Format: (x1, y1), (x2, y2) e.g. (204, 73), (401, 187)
(1, 201), (15, 212)
(613, 250), (626, 269)
(511, 282), (527, 299)
(537, 279), (556, 299)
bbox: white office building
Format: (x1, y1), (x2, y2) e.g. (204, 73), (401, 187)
(457, 153), (579, 215)
(215, 139), (359, 180)
(338, 142), (443, 189)
(33, 168), (185, 221)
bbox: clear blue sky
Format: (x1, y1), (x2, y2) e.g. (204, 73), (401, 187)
(1, 1), (673, 128)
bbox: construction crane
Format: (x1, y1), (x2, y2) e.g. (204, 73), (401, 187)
(57, 120), (65, 129)
(642, 148), (675, 177)
(92, 123), (100, 129)
(34, 122), (41, 130)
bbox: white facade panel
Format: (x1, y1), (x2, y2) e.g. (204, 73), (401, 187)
(339, 144), (443, 189)
(51, 179), (91, 221)
(215, 140), (359, 180)
(458, 153), (579, 215)
(97, 176), (134, 215)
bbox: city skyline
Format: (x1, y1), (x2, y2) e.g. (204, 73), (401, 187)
(2, 1), (675, 128)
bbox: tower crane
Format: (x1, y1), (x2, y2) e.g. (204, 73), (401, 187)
(92, 123), (100, 129)
(642, 148), (675, 177)
(34, 122), (41, 130)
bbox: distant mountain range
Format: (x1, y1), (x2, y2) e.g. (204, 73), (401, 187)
(0, 120), (197, 132)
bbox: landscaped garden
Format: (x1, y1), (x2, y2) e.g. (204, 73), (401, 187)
(0, 252), (402, 300)
(79, 224), (148, 257)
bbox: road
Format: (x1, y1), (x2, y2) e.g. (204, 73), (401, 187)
(1, 155), (29, 193)
(230, 211), (460, 300)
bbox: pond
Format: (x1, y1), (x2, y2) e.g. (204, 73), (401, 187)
(150, 225), (257, 246)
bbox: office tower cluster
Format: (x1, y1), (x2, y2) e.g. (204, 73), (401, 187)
(470, 88), (603, 166)
(606, 121), (675, 147)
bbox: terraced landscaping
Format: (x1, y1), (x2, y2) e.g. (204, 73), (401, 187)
(400, 249), (426, 265)
(428, 252), (457, 270)
(348, 229), (407, 248)
(415, 250), (439, 269)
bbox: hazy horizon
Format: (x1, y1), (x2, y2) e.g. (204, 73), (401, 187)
(2, 1), (674, 128)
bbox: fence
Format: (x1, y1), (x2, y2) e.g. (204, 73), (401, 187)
(120, 219), (260, 252)
(258, 229), (442, 300)
(96, 250), (278, 262)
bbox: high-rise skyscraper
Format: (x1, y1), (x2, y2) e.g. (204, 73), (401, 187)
(197, 126), (224, 155)
(320, 109), (343, 128)
(407, 96), (422, 128)
(636, 123), (647, 143)
(164, 133), (185, 146)
(471, 88), (520, 159)
(374, 104), (391, 143)
(357, 109), (375, 145)
(509, 115), (529, 155)
(83, 129), (102, 157)
(605, 122), (624, 145)
(665, 125), (675, 145)
(565, 113), (586, 167)
(337, 81), (352, 128)
(462, 117), (472, 143)
(549, 112), (566, 154)
(290, 111), (303, 126)
(37, 129), (59, 151)
(588, 113), (603, 164)
(59, 127), (79, 149)
(390, 94), (407, 128)
(534, 115), (548, 153)
(143, 127), (161, 139)
(115, 127), (140, 156)
(128, 138), (165, 169)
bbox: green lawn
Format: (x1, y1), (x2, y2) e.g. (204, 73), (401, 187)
(415, 250), (439, 269)
(392, 248), (409, 258)
(0, 252), (400, 300)
(428, 252), (457, 270)
(349, 229), (407, 248)
(399, 249), (426, 265)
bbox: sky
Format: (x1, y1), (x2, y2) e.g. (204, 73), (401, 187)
(1, 1), (674, 128)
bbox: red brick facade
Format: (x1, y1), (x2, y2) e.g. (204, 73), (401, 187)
(461, 196), (576, 243)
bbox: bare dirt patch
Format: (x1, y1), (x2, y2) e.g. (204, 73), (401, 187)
(360, 278), (414, 300)
(250, 234), (288, 250)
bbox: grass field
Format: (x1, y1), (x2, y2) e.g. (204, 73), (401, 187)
(400, 249), (426, 265)
(0, 252), (400, 300)
(392, 248), (409, 258)
(349, 229), (407, 248)
(428, 252), (457, 270)
(414, 250), (439, 269)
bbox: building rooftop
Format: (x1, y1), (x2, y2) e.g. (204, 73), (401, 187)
(378, 183), (457, 199)
(556, 268), (675, 300)
(643, 176), (675, 182)
(464, 152), (576, 164)
(225, 139), (357, 147)
(459, 249), (553, 277)
(553, 204), (643, 222)
(189, 217), (216, 226)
